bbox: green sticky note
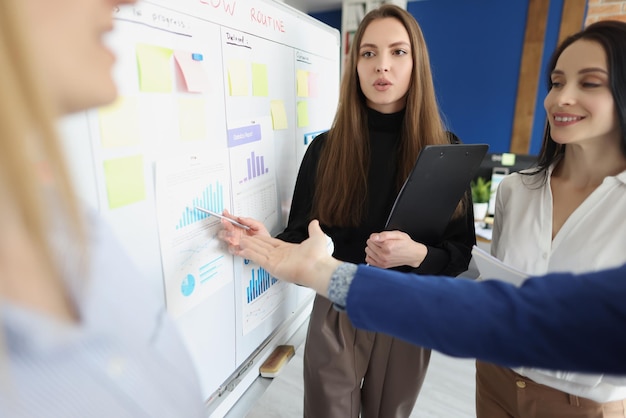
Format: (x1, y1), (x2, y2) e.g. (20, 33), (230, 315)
(297, 100), (309, 128)
(103, 155), (146, 209)
(501, 153), (516, 166)
(252, 63), (269, 97)
(296, 69), (309, 97)
(136, 44), (174, 93)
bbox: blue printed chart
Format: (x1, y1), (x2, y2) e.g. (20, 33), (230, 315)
(155, 153), (234, 318)
(241, 258), (288, 334)
(245, 263), (278, 303)
(176, 182), (225, 229)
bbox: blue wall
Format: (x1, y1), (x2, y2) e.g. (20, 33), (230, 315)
(309, 9), (341, 33)
(311, 0), (573, 156)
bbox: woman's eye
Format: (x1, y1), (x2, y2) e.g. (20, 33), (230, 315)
(393, 49), (408, 56)
(361, 51), (374, 58)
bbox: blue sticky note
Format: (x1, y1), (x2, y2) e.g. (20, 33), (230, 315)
(192, 53), (203, 61)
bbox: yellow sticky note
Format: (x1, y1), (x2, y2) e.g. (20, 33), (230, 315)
(173, 50), (209, 93)
(136, 44), (174, 93)
(98, 96), (140, 148)
(296, 69), (309, 97)
(252, 63), (269, 97)
(178, 97), (207, 141)
(297, 101), (310, 128)
(228, 59), (250, 96)
(103, 155), (146, 209)
(270, 99), (288, 130)
(501, 153), (516, 166)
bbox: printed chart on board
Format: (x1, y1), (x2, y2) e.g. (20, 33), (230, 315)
(155, 154), (235, 318)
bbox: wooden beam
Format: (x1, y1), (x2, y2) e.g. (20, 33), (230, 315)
(558, 0), (587, 43)
(509, 0), (550, 154)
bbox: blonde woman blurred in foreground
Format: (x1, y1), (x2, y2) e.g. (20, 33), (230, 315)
(0, 0), (204, 415)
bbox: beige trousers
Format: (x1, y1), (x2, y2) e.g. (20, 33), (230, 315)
(476, 361), (626, 418)
(303, 295), (431, 418)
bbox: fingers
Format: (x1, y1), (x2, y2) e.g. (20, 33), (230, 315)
(220, 218), (237, 233)
(364, 248), (381, 267)
(218, 222), (243, 246)
(229, 239), (267, 263)
(240, 234), (281, 250)
(221, 209), (264, 234)
(220, 210), (248, 230)
(229, 235), (289, 276)
(307, 219), (322, 237)
(229, 245), (268, 267)
(370, 230), (405, 241)
(240, 217), (270, 236)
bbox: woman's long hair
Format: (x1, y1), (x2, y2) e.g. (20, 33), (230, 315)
(313, 5), (453, 226)
(0, 1), (84, 278)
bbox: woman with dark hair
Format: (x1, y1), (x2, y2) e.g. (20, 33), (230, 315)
(479, 20), (626, 417)
(220, 4), (475, 417)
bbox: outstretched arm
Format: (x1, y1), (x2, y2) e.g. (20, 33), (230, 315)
(346, 264), (626, 374)
(233, 220), (626, 375)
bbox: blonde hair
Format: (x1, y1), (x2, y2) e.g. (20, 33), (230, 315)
(0, 1), (84, 277)
(313, 4), (461, 226)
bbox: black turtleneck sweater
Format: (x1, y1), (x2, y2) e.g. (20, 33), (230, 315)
(277, 108), (474, 277)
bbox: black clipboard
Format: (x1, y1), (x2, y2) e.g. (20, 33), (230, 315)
(384, 143), (488, 244)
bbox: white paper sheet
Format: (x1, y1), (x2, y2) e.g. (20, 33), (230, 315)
(471, 245), (529, 286)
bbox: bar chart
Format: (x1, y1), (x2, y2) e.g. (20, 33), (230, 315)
(176, 182), (225, 229)
(245, 263), (278, 303)
(239, 150), (270, 184)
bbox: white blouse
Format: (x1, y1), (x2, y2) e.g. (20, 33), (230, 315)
(491, 165), (626, 402)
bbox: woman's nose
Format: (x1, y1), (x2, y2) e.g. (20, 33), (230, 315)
(556, 86), (576, 106)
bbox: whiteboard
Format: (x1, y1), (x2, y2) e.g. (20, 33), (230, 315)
(59, 0), (339, 404)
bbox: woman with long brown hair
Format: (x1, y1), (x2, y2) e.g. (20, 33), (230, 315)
(221, 4), (475, 417)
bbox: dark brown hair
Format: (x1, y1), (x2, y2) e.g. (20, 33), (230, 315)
(532, 20), (626, 175)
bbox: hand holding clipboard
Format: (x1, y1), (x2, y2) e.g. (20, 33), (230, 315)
(384, 144), (488, 244)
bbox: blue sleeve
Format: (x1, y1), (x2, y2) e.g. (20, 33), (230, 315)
(346, 264), (626, 374)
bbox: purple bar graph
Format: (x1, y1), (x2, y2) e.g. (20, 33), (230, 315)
(240, 151), (270, 183)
